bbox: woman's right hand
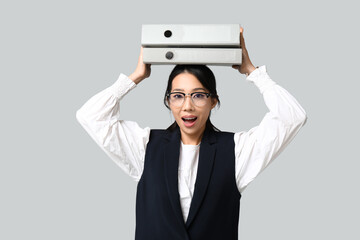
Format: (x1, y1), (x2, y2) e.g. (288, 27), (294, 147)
(129, 47), (151, 84)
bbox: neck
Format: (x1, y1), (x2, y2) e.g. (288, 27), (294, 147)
(180, 126), (206, 145)
(181, 135), (202, 145)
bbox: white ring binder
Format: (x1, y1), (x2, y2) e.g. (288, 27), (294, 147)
(141, 24), (242, 65)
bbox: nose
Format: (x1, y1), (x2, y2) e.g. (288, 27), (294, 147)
(182, 95), (195, 111)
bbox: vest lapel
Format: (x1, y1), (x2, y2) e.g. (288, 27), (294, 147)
(163, 126), (218, 228)
(163, 127), (186, 228)
(185, 128), (217, 228)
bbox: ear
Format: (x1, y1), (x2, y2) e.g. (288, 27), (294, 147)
(211, 98), (218, 109)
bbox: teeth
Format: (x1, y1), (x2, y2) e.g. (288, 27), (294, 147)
(183, 117), (196, 120)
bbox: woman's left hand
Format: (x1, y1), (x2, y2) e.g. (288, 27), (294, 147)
(232, 27), (256, 76)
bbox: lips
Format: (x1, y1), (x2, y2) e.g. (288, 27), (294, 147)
(182, 115), (198, 127)
(182, 115), (197, 121)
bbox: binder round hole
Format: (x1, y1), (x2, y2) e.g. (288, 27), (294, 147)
(164, 30), (172, 38)
(165, 51), (174, 60)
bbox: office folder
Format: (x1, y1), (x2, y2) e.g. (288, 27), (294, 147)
(141, 24), (242, 65)
(142, 48), (242, 66)
(141, 24), (241, 47)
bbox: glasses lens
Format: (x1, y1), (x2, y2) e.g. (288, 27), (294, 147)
(169, 93), (184, 107)
(192, 93), (208, 107)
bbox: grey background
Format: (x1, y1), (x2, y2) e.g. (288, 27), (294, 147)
(1, 0), (359, 239)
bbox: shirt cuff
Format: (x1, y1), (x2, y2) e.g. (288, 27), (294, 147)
(110, 73), (137, 100)
(246, 65), (276, 94)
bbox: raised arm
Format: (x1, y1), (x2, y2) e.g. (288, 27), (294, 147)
(232, 28), (307, 193)
(76, 48), (152, 181)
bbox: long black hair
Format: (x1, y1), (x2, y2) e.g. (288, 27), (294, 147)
(163, 65), (221, 132)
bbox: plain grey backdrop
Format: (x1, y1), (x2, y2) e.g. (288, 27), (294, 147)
(1, 0), (359, 239)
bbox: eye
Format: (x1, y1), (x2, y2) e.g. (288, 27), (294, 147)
(172, 93), (184, 99)
(193, 93), (206, 99)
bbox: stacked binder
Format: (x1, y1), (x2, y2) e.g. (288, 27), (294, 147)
(141, 24), (242, 66)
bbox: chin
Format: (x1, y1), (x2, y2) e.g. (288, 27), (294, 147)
(179, 121), (205, 135)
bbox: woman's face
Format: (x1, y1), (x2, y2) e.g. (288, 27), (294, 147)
(169, 72), (217, 143)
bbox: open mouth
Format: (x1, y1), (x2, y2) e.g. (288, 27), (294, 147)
(182, 117), (198, 127)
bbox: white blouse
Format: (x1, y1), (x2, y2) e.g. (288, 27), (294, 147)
(76, 65), (307, 222)
(179, 142), (200, 222)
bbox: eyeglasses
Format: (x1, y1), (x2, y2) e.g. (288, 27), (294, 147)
(166, 92), (213, 107)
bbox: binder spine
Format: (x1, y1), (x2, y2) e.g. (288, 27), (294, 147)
(142, 48), (242, 66)
(141, 24), (241, 47)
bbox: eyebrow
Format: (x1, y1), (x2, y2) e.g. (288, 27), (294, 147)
(172, 88), (207, 92)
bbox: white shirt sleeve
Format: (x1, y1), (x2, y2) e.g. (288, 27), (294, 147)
(234, 66), (307, 193)
(76, 73), (150, 182)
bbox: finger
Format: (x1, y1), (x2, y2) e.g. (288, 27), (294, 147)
(240, 27), (246, 50)
(140, 47), (146, 64)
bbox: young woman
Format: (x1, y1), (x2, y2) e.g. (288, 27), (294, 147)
(76, 28), (307, 239)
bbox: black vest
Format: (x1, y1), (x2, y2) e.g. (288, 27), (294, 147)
(135, 126), (241, 240)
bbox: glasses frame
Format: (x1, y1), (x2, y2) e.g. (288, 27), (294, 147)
(166, 91), (213, 107)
